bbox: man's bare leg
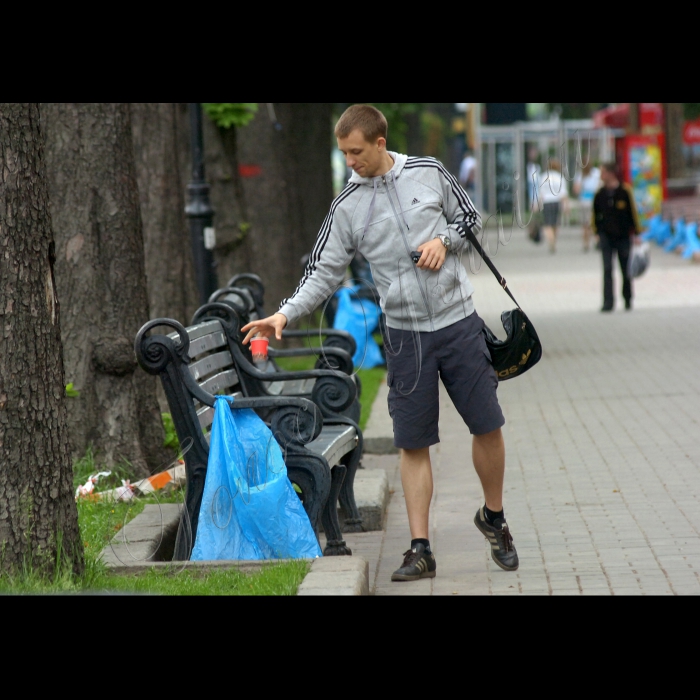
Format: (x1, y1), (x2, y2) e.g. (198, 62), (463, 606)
(400, 447), (433, 540)
(472, 428), (506, 512)
(391, 447), (437, 582)
(472, 427), (519, 571)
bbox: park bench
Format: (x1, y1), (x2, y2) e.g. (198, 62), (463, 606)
(135, 316), (364, 561)
(189, 301), (366, 534)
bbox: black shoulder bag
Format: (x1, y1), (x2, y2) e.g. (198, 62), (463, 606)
(458, 223), (543, 382)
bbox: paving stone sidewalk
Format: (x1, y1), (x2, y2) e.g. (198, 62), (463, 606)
(350, 224), (700, 596)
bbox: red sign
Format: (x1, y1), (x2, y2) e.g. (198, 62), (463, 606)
(239, 164), (262, 178)
(640, 103), (664, 129)
(594, 104), (629, 129)
(684, 120), (700, 145)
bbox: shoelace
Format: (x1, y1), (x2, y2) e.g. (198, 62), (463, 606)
(497, 525), (514, 553)
(401, 549), (423, 569)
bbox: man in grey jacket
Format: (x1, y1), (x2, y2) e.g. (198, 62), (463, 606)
(242, 105), (519, 582)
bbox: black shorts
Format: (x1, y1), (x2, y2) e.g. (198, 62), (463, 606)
(385, 313), (505, 450)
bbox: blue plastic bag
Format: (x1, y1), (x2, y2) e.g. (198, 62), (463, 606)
(333, 285), (385, 370)
(191, 397), (322, 561)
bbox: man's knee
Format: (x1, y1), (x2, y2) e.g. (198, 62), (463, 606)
(401, 447), (431, 462)
(473, 428), (504, 446)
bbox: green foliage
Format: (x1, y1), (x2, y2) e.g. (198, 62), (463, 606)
(162, 413), (180, 451)
(203, 103), (259, 129)
(65, 383), (80, 398)
(684, 103), (700, 120)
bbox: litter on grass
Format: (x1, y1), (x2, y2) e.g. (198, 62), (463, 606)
(75, 462), (187, 503)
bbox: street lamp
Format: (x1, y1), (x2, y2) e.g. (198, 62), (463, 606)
(186, 102), (218, 306)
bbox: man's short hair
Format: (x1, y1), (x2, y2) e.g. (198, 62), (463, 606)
(601, 161), (619, 175)
(335, 105), (388, 143)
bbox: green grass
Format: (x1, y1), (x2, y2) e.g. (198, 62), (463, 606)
(0, 447), (310, 596)
(356, 368), (386, 432)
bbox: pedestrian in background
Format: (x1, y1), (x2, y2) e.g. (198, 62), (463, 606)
(527, 147), (541, 211)
(593, 163), (642, 313)
(574, 162), (602, 252)
(539, 158), (570, 254)
(459, 147), (477, 198)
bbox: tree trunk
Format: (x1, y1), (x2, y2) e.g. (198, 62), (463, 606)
(206, 103), (334, 318)
(42, 103), (166, 478)
(0, 103), (83, 576)
(665, 103), (686, 180)
(628, 103), (640, 134)
(131, 103), (198, 325)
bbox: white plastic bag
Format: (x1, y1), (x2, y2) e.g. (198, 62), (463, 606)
(629, 241), (651, 279)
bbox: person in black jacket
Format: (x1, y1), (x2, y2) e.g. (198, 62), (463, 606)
(593, 163), (642, 312)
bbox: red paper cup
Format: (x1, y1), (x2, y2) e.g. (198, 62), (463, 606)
(251, 337), (269, 363)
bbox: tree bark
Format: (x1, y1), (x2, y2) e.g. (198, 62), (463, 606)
(206, 103), (334, 317)
(131, 103), (198, 325)
(42, 103), (166, 478)
(665, 103), (686, 180)
(0, 103), (83, 576)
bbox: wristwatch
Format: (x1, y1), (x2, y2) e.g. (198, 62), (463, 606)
(436, 234), (452, 251)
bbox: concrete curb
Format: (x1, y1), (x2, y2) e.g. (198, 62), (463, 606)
(352, 469), (389, 531)
(297, 557), (369, 596)
(363, 381), (398, 455)
(102, 504), (182, 570)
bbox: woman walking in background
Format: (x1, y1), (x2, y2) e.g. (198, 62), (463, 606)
(539, 159), (570, 254)
(574, 162), (602, 252)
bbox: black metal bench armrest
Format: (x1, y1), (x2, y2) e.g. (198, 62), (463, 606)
(282, 329), (357, 359)
(191, 304), (358, 416)
(269, 346), (354, 376)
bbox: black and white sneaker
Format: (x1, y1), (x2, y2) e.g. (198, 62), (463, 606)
(474, 508), (520, 572)
(391, 544), (437, 582)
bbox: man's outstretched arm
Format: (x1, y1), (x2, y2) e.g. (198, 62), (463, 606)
(242, 186), (358, 343)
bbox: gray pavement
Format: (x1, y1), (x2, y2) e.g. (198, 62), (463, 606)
(351, 223), (700, 596)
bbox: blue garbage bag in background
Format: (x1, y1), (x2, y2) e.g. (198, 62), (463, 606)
(191, 397), (322, 561)
(333, 285), (385, 370)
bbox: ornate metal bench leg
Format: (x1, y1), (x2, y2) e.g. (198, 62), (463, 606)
(174, 458), (208, 562)
(322, 465), (352, 556)
(339, 441), (363, 534)
(287, 456), (332, 547)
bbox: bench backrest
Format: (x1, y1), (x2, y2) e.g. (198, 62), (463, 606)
(168, 319), (243, 435)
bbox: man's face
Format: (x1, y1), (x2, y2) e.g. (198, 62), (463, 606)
(338, 130), (385, 178)
(601, 167), (615, 186)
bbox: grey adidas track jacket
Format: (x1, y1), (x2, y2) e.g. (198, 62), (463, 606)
(278, 153), (483, 334)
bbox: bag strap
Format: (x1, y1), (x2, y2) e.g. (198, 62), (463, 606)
(458, 223), (521, 310)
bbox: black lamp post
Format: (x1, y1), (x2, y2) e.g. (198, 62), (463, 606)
(186, 102), (218, 306)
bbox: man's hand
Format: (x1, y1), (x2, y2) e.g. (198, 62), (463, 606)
(241, 313), (288, 345)
(416, 238), (448, 271)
